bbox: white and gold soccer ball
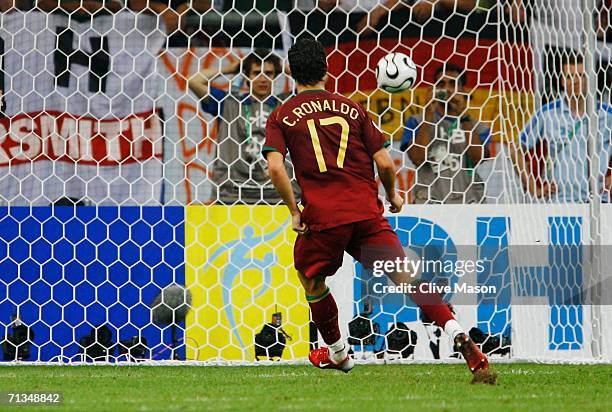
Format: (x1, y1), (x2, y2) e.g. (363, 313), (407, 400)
(376, 52), (417, 93)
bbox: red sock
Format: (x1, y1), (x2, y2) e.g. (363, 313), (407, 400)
(410, 285), (454, 328)
(308, 289), (341, 345)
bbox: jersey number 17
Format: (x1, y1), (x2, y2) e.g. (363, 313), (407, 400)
(306, 116), (350, 173)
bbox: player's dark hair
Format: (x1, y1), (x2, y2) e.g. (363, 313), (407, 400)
(288, 37), (328, 86)
(243, 49), (282, 78)
(434, 64), (466, 88)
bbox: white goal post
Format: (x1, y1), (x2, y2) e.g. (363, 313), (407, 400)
(0, 1), (611, 364)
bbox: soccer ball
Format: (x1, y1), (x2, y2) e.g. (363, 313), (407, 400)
(376, 52), (417, 93)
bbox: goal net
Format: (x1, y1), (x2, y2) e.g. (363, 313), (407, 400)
(0, 1), (610, 364)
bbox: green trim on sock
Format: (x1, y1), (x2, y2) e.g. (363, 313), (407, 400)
(306, 287), (330, 303)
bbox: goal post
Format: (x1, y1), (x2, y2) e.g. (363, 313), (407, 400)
(0, 2), (611, 364)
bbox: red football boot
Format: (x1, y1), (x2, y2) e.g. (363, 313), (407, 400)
(454, 333), (497, 384)
(308, 347), (354, 373)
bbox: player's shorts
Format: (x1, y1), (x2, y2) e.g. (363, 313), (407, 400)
(294, 215), (405, 279)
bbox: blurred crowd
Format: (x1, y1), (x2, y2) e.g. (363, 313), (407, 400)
(0, 1), (610, 36)
(1, 1), (611, 205)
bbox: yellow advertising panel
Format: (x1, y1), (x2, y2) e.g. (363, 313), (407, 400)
(185, 205), (309, 361)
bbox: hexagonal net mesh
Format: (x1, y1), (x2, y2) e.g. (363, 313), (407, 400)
(0, 2), (611, 364)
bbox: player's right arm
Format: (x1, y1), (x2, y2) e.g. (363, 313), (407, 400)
(188, 60), (240, 100)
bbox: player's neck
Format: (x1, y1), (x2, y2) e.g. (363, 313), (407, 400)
(297, 82), (326, 94)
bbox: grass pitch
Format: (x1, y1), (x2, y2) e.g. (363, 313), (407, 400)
(0, 364), (611, 411)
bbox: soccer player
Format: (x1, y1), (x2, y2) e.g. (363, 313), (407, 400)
(263, 38), (493, 382)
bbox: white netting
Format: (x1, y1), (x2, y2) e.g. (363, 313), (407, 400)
(0, 1), (610, 364)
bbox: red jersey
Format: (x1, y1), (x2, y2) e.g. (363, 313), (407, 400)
(264, 89), (388, 231)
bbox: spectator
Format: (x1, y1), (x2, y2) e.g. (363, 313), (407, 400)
(512, 54), (612, 202)
(401, 64), (491, 204)
(188, 49), (299, 204)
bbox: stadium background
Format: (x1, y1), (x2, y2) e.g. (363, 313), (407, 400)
(0, 2), (611, 364)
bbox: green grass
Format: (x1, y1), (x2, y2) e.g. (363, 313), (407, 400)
(0, 364), (611, 411)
